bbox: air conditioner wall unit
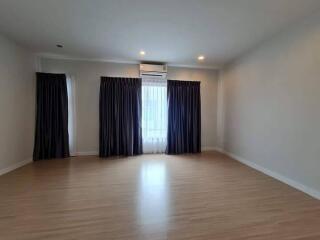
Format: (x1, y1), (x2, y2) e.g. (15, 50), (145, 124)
(140, 64), (167, 78)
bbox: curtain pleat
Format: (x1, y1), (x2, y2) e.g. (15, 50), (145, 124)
(33, 72), (70, 160)
(99, 77), (142, 157)
(166, 80), (201, 154)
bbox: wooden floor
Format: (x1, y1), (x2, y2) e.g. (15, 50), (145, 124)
(0, 152), (319, 240)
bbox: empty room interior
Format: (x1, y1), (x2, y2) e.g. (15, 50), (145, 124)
(1, 0), (320, 239)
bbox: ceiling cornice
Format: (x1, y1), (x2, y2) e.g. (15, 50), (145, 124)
(37, 53), (221, 70)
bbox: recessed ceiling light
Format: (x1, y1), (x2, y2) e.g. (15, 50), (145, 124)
(56, 44), (63, 48)
(198, 55), (205, 61)
(140, 50), (146, 56)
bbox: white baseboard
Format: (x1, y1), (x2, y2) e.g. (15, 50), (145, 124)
(220, 149), (320, 200)
(201, 146), (222, 151)
(0, 158), (32, 176)
(75, 148), (223, 155)
(73, 151), (99, 156)
(212, 147), (224, 152)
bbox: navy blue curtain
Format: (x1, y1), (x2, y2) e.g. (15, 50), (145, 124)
(33, 73), (70, 160)
(166, 80), (201, 154)
(99, 77), (142, 157)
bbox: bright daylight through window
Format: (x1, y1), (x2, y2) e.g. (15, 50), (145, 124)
(142, 77), (167, 153)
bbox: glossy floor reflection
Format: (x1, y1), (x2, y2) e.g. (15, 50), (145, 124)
(138, 161), (169, 236)
(0, 152), (320, 240)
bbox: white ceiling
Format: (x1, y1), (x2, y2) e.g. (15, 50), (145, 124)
(0, 0), (320, 69)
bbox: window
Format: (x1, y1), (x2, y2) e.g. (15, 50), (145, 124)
(142, 77), (167, 153)
(67, 76), (76, 156)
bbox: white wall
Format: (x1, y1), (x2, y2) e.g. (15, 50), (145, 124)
(40, 58), (218, 154)
(220, 12), (320, 196)
(0, 34), (36, 173)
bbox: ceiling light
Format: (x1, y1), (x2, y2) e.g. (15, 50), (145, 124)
(140, 50), (146, 56)
(198, 55), (205, 61)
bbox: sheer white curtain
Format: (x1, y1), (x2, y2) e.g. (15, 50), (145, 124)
(66, 76), (76, 156)
(142, 77), (167, 153)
